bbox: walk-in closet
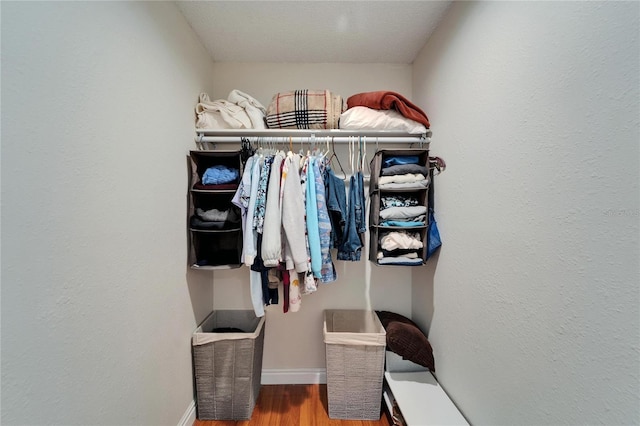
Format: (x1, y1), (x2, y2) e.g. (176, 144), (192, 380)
(1, 2), (638, 426)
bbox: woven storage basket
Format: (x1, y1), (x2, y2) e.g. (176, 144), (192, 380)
(192, 310), (265, 420)
(323, 309), (386, 420)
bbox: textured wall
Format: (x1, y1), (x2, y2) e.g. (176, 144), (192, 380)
(210, 62), (413, 108)
(412, 1), (640, 425)
(1, 2), (214, 424)
(208, 62), (416, 371)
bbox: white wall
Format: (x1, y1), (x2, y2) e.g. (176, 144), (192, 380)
(208, 63), (416, 372)
(412, 2), (639, 425)
(1, 2), (214, 425)
(210, 62), (412, 107)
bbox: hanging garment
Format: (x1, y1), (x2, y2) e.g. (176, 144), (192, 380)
(305, 158), (322, 277)
(354, 171), (367, 237)
(280, 267), (290, 313)
(253, 155), (274, 234)
(267, 269), (280, 305)
(251, 234), (271, 306)
(324, 166), (347, 249)
(249, 269), (265, 317)
(299, 158), (317, 294)
(313, 158), (336, 283)
(337, 173), (364, 261)
(302, 270), (318, 295)
(288, 270), (302, 312)
(232, 155), (254, 263)
(243, 156), (262, 266)
(262, 152), (285, 267)
(281, 153), (308, 273)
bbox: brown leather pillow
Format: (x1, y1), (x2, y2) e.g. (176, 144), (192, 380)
(376, 311), (435, 372)
(376, 310), (420, 329)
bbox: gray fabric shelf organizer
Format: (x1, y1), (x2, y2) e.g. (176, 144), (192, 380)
(192, 310), (265, 420)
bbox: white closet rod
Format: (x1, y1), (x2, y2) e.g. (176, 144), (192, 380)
(195, 129), (431, 145)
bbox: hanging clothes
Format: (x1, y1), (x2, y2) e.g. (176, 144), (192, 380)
(251, 234), (271, 306)
(281, 152), (308, 273)
(253, 154), (274, 234)
(233, 154), (264, 318)
(288, 270), (302, 312)
(305, 157), (322, 278)
(313, 157), (337, 283)
(262, 152), (285, 267)
(243, 155), (262, 267)
(337, 172), (364, 261)
(324, 165), (347, 249)
(299, 157), (317, 295)
(232, 155), (255, 264)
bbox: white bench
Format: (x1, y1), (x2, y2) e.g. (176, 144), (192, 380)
(383, 352), (468, 426)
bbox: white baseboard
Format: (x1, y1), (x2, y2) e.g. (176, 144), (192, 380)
(177, 399), (196, 426)
(261, 368), (327, 385)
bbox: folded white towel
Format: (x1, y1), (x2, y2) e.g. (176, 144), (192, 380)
(378, 173), (426, 185)
(195, 93), (252, 129)
(378, 180), (429, 190)
(228, 89), (267, 129)
(379, 206), (428, 220)
(377, 251), (418, 259)
(196, 207), (239, 223)
(380, 231), (423, 251)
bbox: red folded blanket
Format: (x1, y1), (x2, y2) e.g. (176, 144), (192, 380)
(346, 91), (430, 128)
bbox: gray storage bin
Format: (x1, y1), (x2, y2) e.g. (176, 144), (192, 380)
(323, 309), (386, 420)
(192, 310), (265, 420)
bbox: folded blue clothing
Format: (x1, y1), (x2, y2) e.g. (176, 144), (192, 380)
(202, 165), (239, 185)
(381, 220), (425, 227)
(381, 195), (419, 210)
(377, 256), (424, 266)
(382, 155), (420, 168)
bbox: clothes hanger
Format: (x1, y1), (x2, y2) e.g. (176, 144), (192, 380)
(348, 136), (354, 176)
(329, 136), (347, 180)
(357, 136), (365, 173)
(362, 136), (371, 177)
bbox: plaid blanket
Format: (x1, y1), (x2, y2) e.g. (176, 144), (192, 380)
(266, 90), (344, 129)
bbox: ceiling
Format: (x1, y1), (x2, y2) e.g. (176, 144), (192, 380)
(176, 1), (453, 64)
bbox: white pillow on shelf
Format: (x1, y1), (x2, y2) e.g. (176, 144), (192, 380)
(339, 106), (428, 134)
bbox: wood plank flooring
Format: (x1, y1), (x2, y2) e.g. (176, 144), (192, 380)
(194, 384), (391, 426)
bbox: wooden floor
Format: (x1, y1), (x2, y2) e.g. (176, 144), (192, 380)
(194, 384), (391, 426)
